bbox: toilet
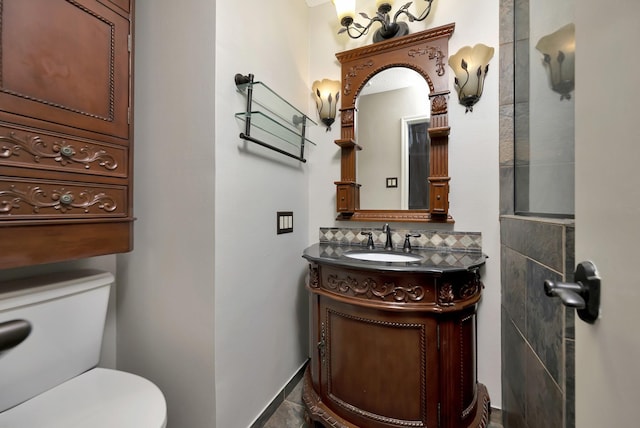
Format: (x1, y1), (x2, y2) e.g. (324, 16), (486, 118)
(0, 270), (167, 428)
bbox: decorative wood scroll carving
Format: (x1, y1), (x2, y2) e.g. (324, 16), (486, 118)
(308, 263), (320, 288)
(334, 23), (455, 223)
(1, 131), (119, 171)
(0, 184), (120, 215)
(437, 269), (483, 307)
(326, 274), (426, 303)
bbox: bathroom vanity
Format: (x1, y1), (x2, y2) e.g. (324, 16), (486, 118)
(302, 242), (490, 428)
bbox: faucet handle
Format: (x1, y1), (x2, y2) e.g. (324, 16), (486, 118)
(360, 231), (375, 249)
(403, 233), (421, 252)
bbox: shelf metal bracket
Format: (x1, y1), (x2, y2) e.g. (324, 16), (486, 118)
(235, 73), (309, 163)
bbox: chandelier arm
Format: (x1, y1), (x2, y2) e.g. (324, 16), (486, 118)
(396, 0), (434, 23)
(393, 4), (410, 22)
(378, 11), (391, 29)
(344, 23), (371, 39)
(341, 15), (385, 39)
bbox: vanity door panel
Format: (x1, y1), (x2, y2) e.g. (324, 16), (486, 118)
(319, 297), (439, 428)
(0, 0), (131, 140)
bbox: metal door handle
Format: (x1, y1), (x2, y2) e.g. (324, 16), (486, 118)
(544, 261), (601, 324)
(0, 319), (32, 353)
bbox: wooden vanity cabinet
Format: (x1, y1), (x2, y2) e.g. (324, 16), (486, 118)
(0, 0), (134, 268)
(304, 262), (490, 428)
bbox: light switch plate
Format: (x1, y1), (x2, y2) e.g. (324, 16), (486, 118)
(277, 211), (293, 234)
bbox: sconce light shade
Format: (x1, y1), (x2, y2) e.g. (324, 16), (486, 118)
(333, 0), (356, 25)
(536, 23), (575, 100)
(448, 44), (495, 113)
(312, 79), (341, 131)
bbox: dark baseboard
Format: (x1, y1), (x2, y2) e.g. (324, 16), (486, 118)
(249, 359), (309, 428)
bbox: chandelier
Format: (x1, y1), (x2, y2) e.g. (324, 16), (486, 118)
(333, 0), (435, 43)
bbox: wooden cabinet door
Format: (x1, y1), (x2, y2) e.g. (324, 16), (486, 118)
(0, 0), (133, 269)
(319, 297), (439, 428)
(0, 0), (131, 140)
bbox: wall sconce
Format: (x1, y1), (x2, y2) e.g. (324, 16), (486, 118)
(312, 79), (341, 131)
(448, 44), (495, 113)
(536, 23), (575, 100)
(333, 0), (434, 43)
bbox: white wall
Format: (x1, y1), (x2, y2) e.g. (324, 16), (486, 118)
(117, 0), (216, 427)
(213, 1), (312, 427)
(307, 0), (502, 407)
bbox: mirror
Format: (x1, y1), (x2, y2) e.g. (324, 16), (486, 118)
(514, 0), (575, 216)
(357, 68), (431, 210)
(334, 24), (455, 223)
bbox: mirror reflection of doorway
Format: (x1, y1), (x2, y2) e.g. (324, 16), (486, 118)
(401, 115), (430, 210)
(357, 68), (430, 211)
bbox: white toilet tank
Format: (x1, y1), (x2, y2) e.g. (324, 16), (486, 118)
(0, 270), (166, 428)
(0, 269), (117, 412)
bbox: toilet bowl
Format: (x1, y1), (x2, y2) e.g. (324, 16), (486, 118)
(0, 270), (167, 428)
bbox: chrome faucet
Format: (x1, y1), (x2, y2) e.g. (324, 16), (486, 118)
(382, 224), (393, 250)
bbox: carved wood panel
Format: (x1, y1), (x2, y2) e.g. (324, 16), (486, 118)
(0, 123), (127, 178)
(318, 264), (482, 312)
(0, 178), (126, 218)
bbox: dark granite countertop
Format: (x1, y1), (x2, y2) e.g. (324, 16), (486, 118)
(302, 243), (487, 274)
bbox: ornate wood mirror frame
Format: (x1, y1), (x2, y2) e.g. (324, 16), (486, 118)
(335, 23), (455, 223)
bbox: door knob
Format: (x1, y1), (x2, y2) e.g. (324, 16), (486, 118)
(544, 261), (600, 324)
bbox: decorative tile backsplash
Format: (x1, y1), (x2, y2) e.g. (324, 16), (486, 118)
(319, 227), (482, 253)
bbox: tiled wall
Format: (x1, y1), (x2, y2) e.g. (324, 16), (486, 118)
(319, 227), (483, 252)
(500, 217), (574, 428)
(500, 0), (575, 428)
(499, 1), (575, 428)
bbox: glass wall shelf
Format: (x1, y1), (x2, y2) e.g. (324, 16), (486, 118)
(235, 73), (316, 162)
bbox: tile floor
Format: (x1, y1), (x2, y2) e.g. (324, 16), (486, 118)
(263, 376), (504, 428)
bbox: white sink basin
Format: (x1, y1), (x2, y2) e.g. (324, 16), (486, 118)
(344, 252), (423, 263)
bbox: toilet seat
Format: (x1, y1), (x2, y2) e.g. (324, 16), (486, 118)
(0, 368), (166, 428)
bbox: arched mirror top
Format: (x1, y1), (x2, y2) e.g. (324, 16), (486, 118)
(351, 63), (435, 103)
(334, 23), (455, 223)
(336, 23), (454, 109)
